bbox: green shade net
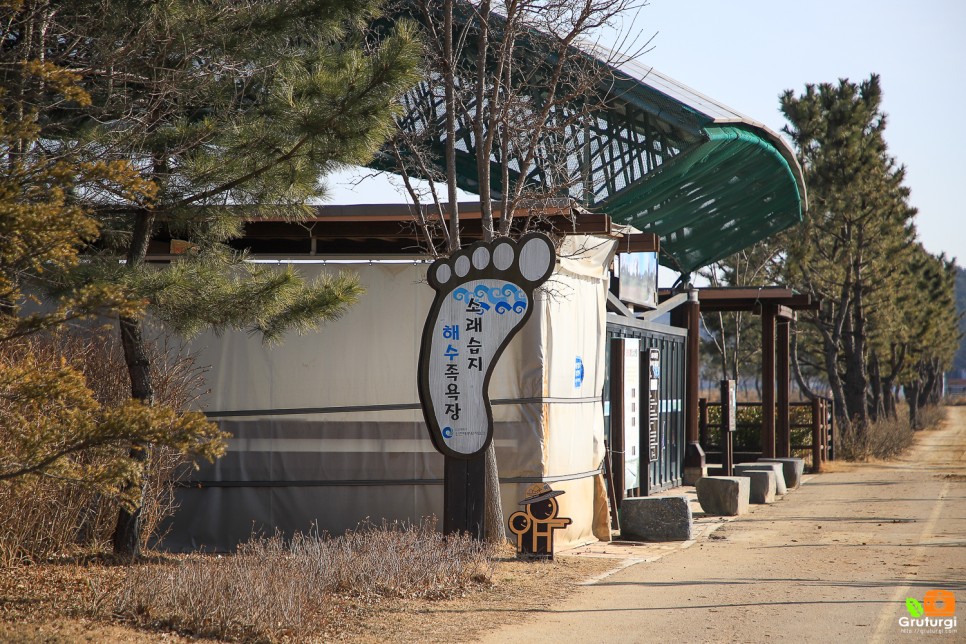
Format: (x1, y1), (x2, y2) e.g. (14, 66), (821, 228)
(603, 126), (803, 275)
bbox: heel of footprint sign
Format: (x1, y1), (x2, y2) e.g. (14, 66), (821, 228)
(418, 233), (555, 458)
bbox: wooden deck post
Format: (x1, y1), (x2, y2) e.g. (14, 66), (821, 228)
(811, 397), (823, 473)
(761, 304), (776, 458)
(699, 398), (709, 453)
(682, 289), (706, 484)
(776, 317), (791, 458)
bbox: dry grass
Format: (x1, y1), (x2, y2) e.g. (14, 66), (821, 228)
(111, 521), (493, 642)
(0, 529), (618, 644)
(915, 404), (946, 430)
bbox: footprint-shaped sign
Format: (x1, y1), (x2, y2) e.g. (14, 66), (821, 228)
(417, 233), (556, 459)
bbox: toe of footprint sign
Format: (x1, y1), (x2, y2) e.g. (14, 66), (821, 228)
(418, 233), (556, 459)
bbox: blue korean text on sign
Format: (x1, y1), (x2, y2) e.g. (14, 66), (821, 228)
(574, 356), (584, 388)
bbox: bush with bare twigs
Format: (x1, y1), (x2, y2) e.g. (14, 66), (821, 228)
(835, 404), (945, 461)
(0, 331), (211, 564)
(112, 520), (493, 643)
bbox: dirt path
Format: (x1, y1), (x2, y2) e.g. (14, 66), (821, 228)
(477, 408), (966, 644)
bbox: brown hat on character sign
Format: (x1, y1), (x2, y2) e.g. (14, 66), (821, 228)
(519, 482), (565, 505)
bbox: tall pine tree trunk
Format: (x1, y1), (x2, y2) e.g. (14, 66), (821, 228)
(821, 331), (849, 432)
(882, 380), (897, 419)
(112, 210), (157, 558)
(905, 381), (920, 430)
(842, 287), (869, 430)
(868, 351), (882, 422)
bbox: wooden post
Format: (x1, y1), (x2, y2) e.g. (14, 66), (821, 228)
(822, 398), (832, 463)
(602, 440), (620, 531)
(681, 289), (706, 483)
(761, 304), (776, 458)
(699, 398), (709, 453)
(776, 318), (791, 458)
(444, 455), (485, 538)
(811, 397), (823, 474)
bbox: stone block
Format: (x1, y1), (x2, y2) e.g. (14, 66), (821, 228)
(695, 476), (750, 516)
(620, 496), (693, 542)
(738, 470), (776, 504)
(758, 457), (805, 489)
(734, 463), (787, 495)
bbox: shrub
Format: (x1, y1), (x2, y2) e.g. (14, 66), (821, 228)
(835, 413), (915, 461)
(0, 331), (214, 564)
(915, 404), (946, 431)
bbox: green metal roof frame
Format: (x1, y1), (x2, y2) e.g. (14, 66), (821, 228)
(383, 7), (807, 274)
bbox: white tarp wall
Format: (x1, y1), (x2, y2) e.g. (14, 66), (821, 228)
(164, 235), (616, 551)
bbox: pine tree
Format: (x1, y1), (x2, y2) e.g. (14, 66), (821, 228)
(900, 247), (960, 428)
(0, 15), (224, 508)
(780, 75), (918, 433)
(4, 0), (421, 556)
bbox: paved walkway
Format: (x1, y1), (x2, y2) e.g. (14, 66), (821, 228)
(477, 407), (966, 643)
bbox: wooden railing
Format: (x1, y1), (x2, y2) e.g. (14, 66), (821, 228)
(698, 397), (834, 472)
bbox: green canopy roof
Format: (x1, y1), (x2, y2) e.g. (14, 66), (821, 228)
(604, 124), (803, 273)
(590, 58), (807, 275)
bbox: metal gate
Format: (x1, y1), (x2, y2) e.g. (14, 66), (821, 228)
(604, 319), (686, 495)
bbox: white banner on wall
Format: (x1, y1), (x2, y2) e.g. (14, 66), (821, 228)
(622, 338), (641, 490)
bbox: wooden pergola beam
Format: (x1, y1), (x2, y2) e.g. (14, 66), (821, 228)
(613, 232), (659, 254)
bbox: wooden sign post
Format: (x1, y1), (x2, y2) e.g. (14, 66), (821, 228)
(417, 234), (555, 537)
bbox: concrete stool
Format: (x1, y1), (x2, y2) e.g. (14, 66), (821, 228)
(620, 496), (693, 541)
(738, 470), (776, 504)
(758, 457), (805, 489)
(695, 476), (750, 516)
(735, 463), (787, 495)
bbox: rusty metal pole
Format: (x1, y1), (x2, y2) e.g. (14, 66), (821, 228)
(683, 288), (706, 484)
(811, 397), (823, 473)
(761, 304), (776, 459)
(776, 318), (791, 458)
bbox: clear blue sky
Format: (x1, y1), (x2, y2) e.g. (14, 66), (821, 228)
(330, 0), (965, 264)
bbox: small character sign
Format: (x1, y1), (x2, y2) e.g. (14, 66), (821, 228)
(508, 483), (572, 559)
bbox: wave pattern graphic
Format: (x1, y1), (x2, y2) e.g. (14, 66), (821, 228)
(452, 283), (527, 314)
